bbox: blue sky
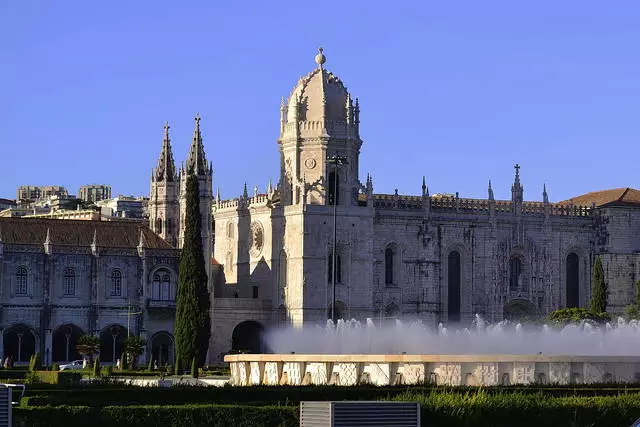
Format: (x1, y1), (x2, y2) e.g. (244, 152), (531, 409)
(1, 1), (638, 202)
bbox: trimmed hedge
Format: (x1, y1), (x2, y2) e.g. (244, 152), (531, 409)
(13, 393), (640, 427)
(14, 404), (298, 427)
(18, 384), (640, 408)
(25, 370), (82, 386)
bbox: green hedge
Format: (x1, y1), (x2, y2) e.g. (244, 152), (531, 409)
(14, 393), (640, 427)
(14, 404), (298, 427)
(18, 384), (640, 408)
(25, 371), (82, 386)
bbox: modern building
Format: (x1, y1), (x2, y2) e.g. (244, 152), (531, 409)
(97, 196), (147, 219)
(79, 185), (112, 203)
(16, 185), (68, 202)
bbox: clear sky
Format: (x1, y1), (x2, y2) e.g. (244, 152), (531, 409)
(1, 1), (639, 202)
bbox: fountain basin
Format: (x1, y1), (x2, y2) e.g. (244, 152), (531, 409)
(224, 354), (640, 386)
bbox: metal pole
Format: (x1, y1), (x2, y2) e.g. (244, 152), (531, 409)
(332, 160), (338, 324)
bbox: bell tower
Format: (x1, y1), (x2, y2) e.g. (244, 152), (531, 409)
(277, 48), (362, 207)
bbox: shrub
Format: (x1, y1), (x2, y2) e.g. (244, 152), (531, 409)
(51, 363), (59, 372)
(93, 358), (101, 378)
(28, 352), (41, 372)
(24, 370), (82, 386)
(545, 308), (610, 326)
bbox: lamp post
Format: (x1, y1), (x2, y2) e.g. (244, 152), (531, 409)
(327, 153), (348, 324)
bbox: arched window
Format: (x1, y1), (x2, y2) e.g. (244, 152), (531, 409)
(328, 251), (342, 284)
(111, 269), (122, 297)
(385, 246), (395, 286)
(155, 217), (163, 234)
(328, 171), (339, 206)
(279, 250), (288, 302)
(225, 252), (234, 273)
(63, 268), (76, 296)
(227, 222), (234, 239)
(509, 257), (522, 291)
(16, 267), (28, 295)
(448, 251), (461, 322)
(152, 269), (172, 301)
(566, 253), (579, 308)
(252, 286), (259, 299)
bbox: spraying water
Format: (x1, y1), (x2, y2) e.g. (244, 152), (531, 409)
(265, 315), (640, 355)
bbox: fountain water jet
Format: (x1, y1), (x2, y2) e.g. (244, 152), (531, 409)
(225, 315), (640, 386)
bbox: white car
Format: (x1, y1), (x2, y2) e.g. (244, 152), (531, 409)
(59, 360), (84, 370)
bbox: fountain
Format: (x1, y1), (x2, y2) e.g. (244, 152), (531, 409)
(224, 315), (640, 386)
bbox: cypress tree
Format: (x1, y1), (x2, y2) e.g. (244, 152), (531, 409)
(590, 256), (607, 314)
(93, 358), (101, 378)
(175, 174), (211, 373)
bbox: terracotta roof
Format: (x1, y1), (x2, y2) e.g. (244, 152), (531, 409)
(560, 188), (640, 208)
(0, 217), (172, 249)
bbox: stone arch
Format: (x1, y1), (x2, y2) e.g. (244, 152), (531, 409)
(503, 299), (538, 321)
(52, 324), (84, 362)
(231, 321), (264, 354)
(99, 324), (127, 363)
(149, 331), (174, 366)
(385, 302), (400, 318)
(3, 324), (38, 363)
(155, 217), (163, 234)
(566, 252), (580, 308)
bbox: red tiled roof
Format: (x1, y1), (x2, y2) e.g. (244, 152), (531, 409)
(560, 188), (640, 207)
(0, 217), (172, 249)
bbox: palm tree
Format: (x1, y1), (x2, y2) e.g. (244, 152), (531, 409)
(76, 335), (100, 364)
(123, 336), (146, 368)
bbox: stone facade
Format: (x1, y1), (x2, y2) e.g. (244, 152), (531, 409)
(209, 49), (640, 362)
(0, 218), (179, 366)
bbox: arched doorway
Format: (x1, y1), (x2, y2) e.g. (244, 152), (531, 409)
(3, 324), (37, 363)
(231, 321), (264, 354)
(503, 299), (538, 321)
(52, 324), (84, 362)
(327, 300), (347, 321)
(149, 331), (174, 367)
(99, 325), (127, 363)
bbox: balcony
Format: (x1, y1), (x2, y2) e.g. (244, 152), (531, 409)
(147, 299), (176, 311)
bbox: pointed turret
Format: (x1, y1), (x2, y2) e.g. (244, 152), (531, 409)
(511, 163), (523, 204)
(488, 180), (494, 201)
(421, 176), (427, 197)
(243, 182), (248, 199)
(543, 183), (549, 204)
(186, 114), (208, 176)
(154, 122), (177, 182)
(267, 178), (273, 195)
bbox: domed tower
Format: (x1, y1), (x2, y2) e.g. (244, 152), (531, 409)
(149, 123), (179, 247)
(278, 48), (362, 206)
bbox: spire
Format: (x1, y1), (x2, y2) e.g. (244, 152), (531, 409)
(186, 114), (208, 175)
(44, 227), (51, 245)
(488, 180), (494, 201)
(254, 185), (258, 198)
(511, 163), (523, 203)
(243, 182), (248, 199)
(138, 228), (146, 248)
(543, 183), (549, 204)
(267, 178), (273, 194)
(91, 228), (98, 255)
(154, 122), (177, 182)
(421, 176), (427, 196)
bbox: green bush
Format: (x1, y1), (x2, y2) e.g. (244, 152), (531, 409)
(28, 352), (41, 372)
(51, 363), (59, 372)
(546, 308), (611, 326)
(24, 370), (82, 386)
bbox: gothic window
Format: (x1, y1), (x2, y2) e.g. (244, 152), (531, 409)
(252, 286), (259, 299)
(278, 250), (288, 302)
(155, 217), (162, 234)
(566, 253), (579, 308)
(328, 171), (339, 206)
(509, 257), (522, 291)
(384, 246), (395, 286)
(328, 251), (342, 284)
(63, 268), (76, 296)
(16, 267), (28, 295)
(225, 252), (234, 273)
(152, 269), (172, 301)
(111, 269), (122, 297)
(227, 222), (234, 239)
(448, 251), (461, 322)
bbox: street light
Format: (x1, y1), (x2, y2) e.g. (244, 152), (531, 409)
(327, 153), (348, 324)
